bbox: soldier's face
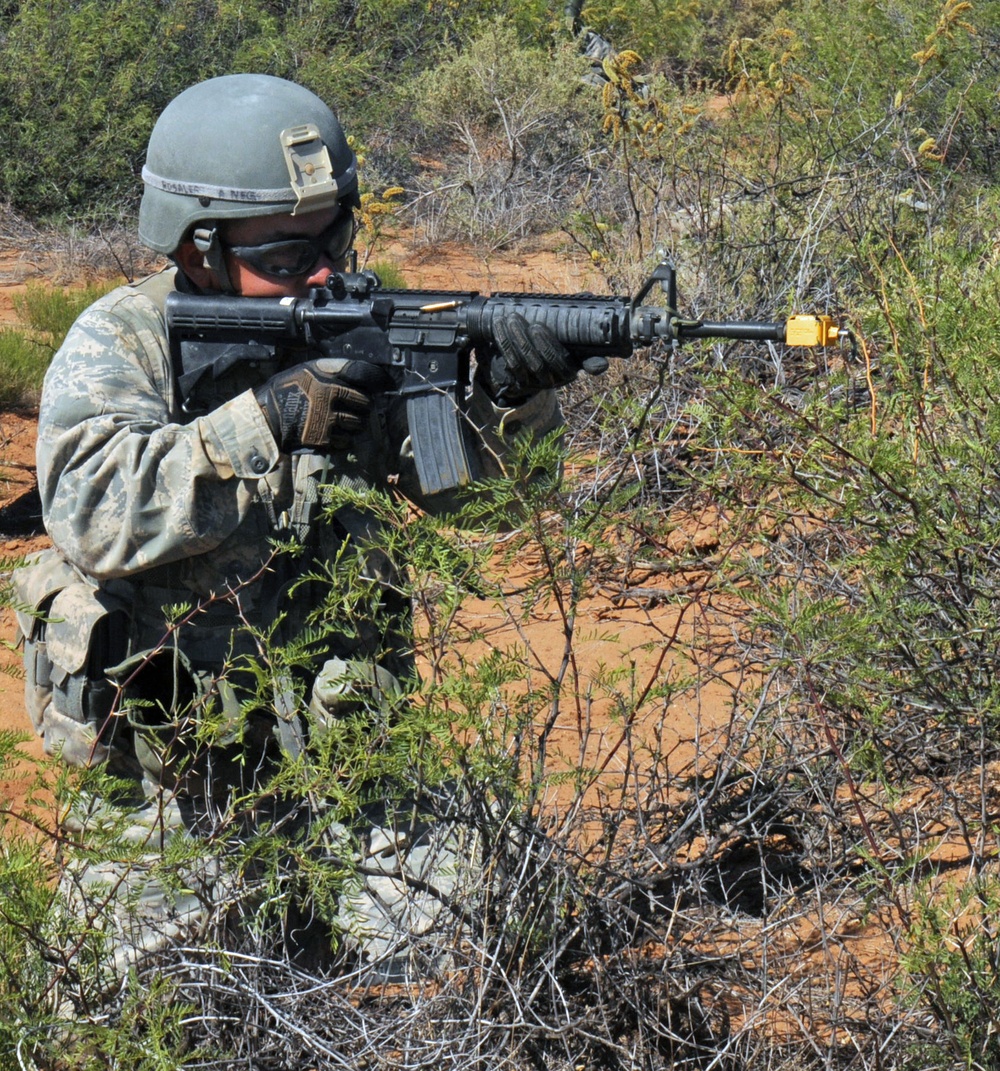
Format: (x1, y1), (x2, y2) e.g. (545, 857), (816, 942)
(221, 207), (352, 298)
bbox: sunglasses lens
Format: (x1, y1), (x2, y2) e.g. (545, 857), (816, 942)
(228, 211), (356, 278)
(244, 245), (317, 277)
(323, 212), (356, 261)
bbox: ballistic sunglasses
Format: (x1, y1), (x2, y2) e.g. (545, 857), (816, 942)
(225, 210), (356, 278)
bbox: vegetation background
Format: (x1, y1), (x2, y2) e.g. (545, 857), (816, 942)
(4, 0), (1000, 1068)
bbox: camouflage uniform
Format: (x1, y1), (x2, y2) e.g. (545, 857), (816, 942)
(14, 265), (562, 978)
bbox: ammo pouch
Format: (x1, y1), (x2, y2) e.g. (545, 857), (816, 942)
(109, 645), (209, 792)
(12, 552), (279, 800)
(108, 647), (278, 801)
(12, 549), (139, 778)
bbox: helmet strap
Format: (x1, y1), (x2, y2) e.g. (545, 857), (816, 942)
(192, 225), (235, 294)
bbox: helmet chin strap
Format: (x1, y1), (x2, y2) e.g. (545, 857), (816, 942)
(192, 224), (236, 294)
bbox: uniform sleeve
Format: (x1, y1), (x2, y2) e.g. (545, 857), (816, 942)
(37, 287), (280, 580)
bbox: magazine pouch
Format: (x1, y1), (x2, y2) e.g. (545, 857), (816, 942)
(11, 549), (137, 777)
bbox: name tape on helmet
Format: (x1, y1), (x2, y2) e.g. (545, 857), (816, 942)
(141, 167), (297, 205)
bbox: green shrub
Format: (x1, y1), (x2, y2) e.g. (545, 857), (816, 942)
(14, 280), (117, 345)
(0, 0), (559, 223)
(0, 784), (58, 1054)
(407, 20), (599, 247)
(368, 259), (407, 289)
(902, 877), (1000, 1069)
(576, 0), (768, 82)
(693, 193), (1000, 755)
(0, 0), (290, 223)
(0, 280), (118, 407)
(0, 329), (48, 408)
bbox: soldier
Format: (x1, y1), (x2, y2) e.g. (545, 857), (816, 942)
(13, 73), (597, 983)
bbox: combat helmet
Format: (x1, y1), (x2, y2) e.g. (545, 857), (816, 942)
(138, 74), (359, 257)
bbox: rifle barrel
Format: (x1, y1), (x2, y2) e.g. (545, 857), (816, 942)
(679, 320), (786, 342)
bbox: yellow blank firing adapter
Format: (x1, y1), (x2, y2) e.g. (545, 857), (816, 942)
(784, 314), (841, 348)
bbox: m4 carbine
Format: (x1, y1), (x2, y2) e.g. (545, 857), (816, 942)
(165, 262), (846, 497)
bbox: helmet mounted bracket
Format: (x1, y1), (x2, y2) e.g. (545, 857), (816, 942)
(281, 124), (342, 216)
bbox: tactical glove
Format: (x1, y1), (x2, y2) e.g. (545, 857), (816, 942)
(254, 357), (392, 452)
(481, 309), (609, 406)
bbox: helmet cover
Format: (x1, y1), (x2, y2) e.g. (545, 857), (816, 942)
(138, 74), (358, 254)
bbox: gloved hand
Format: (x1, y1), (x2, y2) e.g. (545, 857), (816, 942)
(254, 357), (393, 452)
(480, 310), (609, 406)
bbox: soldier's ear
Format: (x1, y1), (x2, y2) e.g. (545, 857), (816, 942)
(174, 240), (216, 289)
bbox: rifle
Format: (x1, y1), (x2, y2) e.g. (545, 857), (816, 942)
(165, 262), (846, 497)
